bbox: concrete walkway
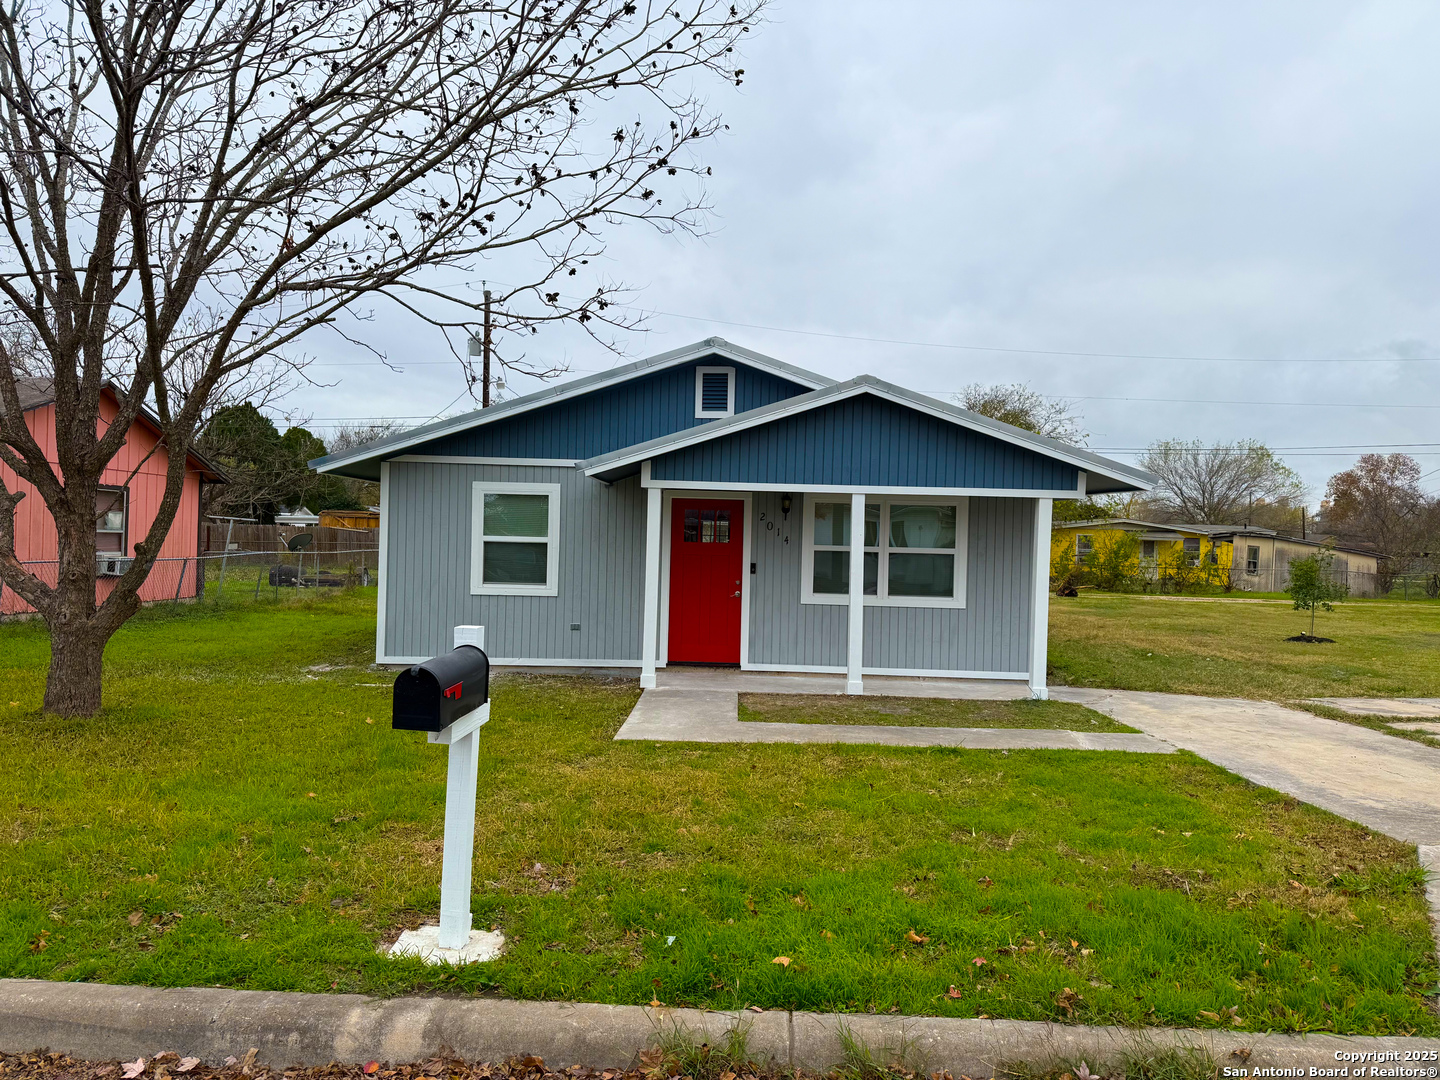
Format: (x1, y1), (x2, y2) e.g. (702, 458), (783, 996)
(1055, 687), (1440, 846)
(1306, 696), (1440, 719)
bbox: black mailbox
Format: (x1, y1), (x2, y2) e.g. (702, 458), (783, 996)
(392, 645), (490, 732)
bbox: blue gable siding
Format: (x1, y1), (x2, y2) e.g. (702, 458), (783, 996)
(410, 357), (810, 460)
(648, 393), (1079, 490)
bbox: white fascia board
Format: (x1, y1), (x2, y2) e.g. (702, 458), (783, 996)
(584, 379), (1153, 492)
(310, 338), (833, 475)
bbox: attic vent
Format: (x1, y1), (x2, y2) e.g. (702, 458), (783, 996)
(695, 367), (735, 418)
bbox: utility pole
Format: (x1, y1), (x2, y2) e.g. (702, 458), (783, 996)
(482, 288), (493, 408)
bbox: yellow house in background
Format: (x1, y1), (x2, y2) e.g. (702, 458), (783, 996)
(1050, 518), (1384, 596)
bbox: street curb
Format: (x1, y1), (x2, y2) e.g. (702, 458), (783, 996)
(3, 980), (1438, 1074)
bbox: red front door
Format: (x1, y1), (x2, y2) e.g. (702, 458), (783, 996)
(668, 499), (745, 664)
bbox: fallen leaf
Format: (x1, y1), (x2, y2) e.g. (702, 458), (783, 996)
(121, 1060), (146, 1079)
(176, 1060), (200, 1074)
(519, 1058), (545, 1070)
(772, 955), (792, 966)
(977, 876), (994, 888)
(649, 998), (664, 1008)
(1070, 939), (1079, 949)
(365, 717), (374, 724)
(904, 929), (929, 944)
(1198, 1010), (1220, 1022)
(364, 1063), (380, 1075)
(747, 1005), (764, 1013)
(306, 792), (317, 798)
(1182, 831), (1193, 837)
(128, 911), (144, 927)
(820, 929), (835, 940)
(946, 985), (963, 999)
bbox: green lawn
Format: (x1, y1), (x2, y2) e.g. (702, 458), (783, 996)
(1, 593), (1436, 1035)
(1049, 593), (1440, 701)
(737, 694), (1138, 732)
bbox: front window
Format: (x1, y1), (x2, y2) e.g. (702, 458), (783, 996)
(1183, 537), (1201, 566)
(1076, 534), (1094, 565)
(96, 487), (126, 553)
(803, 495), (967, 607)
(1246, 545), (1260, 574)
(470, 482), (560, 595)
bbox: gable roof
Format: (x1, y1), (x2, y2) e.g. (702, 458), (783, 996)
(310, 337), (833, 477)
(581, 375), (1156, 494)
(13, 376), (228, 482)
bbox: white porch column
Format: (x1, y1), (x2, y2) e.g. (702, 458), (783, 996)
(640, 484), (663, 689)
(846, 491), (865, 695)
(1029, 497), (1053, 700)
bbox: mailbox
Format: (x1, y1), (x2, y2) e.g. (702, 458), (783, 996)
(393, 645), (490, 732)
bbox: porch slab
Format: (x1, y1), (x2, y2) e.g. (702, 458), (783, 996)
(655, 666), (1032, 699)
(1304, 696), (1440, 718)
(615, 683), (1173, 752)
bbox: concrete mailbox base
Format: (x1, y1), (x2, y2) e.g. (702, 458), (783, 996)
(388, 924), (505, 965)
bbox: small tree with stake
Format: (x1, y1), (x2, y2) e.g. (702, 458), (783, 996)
(1285, 551), (1348, 642)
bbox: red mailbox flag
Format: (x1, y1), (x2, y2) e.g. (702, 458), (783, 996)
(444, 682), (462, 700)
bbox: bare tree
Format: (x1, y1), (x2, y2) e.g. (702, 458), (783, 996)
(0, 0), (762, 716)
(957, 383), (1087, 445)
(1139, 440), (1305, 525)
(1322, 453), (1433, 556)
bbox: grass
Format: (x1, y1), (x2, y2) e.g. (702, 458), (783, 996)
(1, 592), (1437, 1035)
(737, 695), (1138, 732)
(1049, 592), (1440, 701)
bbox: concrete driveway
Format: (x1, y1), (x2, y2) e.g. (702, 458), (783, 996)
(1054, 686), (1440, 846)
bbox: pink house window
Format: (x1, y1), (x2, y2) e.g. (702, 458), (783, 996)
(96, 488), (127, 553)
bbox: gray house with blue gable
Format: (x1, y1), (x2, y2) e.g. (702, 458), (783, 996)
(312, 339), (1153, 698)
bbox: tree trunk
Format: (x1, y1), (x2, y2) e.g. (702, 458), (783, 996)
(43, 617), (109, 717)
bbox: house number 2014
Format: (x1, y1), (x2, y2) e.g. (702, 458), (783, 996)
(757, 511), (789, 544)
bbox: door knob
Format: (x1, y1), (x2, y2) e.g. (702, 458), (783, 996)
(732, 591), (741, 597)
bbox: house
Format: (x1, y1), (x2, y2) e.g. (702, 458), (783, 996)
(310, 339), (1154, 697)
(1, 378), (227, 615)
(1052, 518), (1383, 596)
(274, 505), (320, 527)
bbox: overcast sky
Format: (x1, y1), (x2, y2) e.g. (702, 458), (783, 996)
(292, 1), (1440, 503)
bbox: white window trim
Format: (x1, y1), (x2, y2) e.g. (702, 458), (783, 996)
(469, 481), (561, 596)
(800, 493), (968, 609)
(694, 366), (736, 418)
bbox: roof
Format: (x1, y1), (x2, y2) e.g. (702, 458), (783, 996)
(310, 337), (834, 477)
(581, 375), (1156, 494)
(13, 376), (228, 482)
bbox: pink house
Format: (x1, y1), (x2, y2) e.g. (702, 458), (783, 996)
(2, 378), (226, 615)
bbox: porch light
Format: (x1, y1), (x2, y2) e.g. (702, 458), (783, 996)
(781, 494), (793, 518)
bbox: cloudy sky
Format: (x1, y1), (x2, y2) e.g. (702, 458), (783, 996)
(293, 1), (1440, 501)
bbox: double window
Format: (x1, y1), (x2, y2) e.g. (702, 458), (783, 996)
(801, 495), (967, 607)
(470, 482), (560, 595)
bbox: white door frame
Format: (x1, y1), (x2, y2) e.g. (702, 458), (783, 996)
(658, 488), (753, 669)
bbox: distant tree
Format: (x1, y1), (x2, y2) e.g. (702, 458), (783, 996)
(1139, 440), (1305, 525)
(200, 409), (354, 521)
(1285, 551), (1347, 640)
(958, 383), (1087, 445)
(1322, 454), (1430, 556)
(318, 422), (408, 511)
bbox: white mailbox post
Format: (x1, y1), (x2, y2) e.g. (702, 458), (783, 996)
(388, 625), (504, 964)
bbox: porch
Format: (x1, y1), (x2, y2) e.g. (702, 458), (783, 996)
(633, 482), (1056, 699)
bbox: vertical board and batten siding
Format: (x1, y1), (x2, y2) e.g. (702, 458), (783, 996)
(384, 461), (645, 661)
(650, 394), (1079, 491)
(412, 358), (810, 461)
(2, 394), (204, 615)
(747, 492), (1034, 673)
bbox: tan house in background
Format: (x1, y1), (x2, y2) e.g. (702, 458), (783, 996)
(1206, 526), (1382, 595)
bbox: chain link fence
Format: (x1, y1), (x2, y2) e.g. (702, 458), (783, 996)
(1, 548), (378, 618)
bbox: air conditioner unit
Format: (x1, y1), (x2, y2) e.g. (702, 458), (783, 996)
(96, 553), (134, 577)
